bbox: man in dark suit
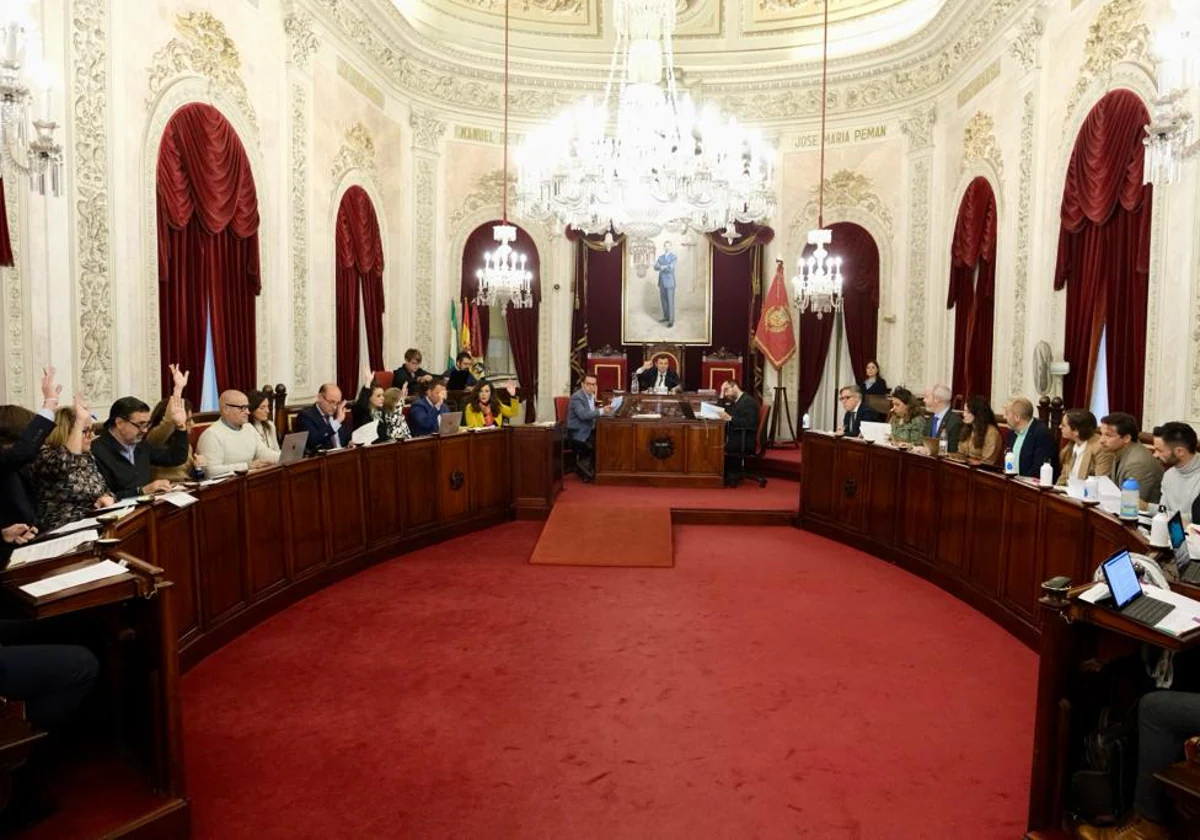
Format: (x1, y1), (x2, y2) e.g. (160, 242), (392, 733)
(634, 354), (681, 393)
(718, 380), (759, 484)
(838, 384), (884, 437)
(296, 383), (353, 453)
(0, 367), (61, 529)
(92, 395), (189, 498)
(923, 384), (963, 453)
(392, 348), (433, 395)
(409, 379), (450, 437)
(1003, 397), (1059, 480)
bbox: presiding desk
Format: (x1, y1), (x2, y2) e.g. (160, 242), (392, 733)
(595, 393), (726, 488)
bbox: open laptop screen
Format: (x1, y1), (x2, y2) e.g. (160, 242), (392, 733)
(1101, 550), (1142, 610)
(1169, 511), (1191, 568)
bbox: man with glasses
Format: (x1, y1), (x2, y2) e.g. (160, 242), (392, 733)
(92, 394), (189, 497)
(196, 390), (280, 477)
(838, 384), (883, 437)
(296, 383), (352, 453)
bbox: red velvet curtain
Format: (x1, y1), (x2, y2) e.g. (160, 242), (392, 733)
(798, 222), (880, 414)
(1055, 89), (1152, 419)
(947, 177), (998, 403)
(157, 102), (260, 404)
(0, 179), (11, 267)
(335, 186), (385, 398)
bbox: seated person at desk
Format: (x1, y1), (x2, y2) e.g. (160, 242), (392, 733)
(464, 380), (519, 428)
(196, 390), (281, 476)
(1100, 412), (1163, 508)
(956, 395), (1004, 465)
(1058, 409), (1112, 486)
(567, 374), (611, 481)
(249, 390), (281, 454)
(409, 379), (450, 437)
(351, 383), (386, 430)
(1153, 421), (1200, 521)
(0, 367), (62, 530)
(142, 364), (202, 482)
(444, 351), (478, 389)
(26, 398), (116, 533)
(887, 388), (925, 447)
(923, 384), (962, 453)
(91, 394), (189, 497)
(1076, 690), (1200, 840)
(296, 384), (352, 453)
(392, 348), (432, 395)
(717, 380), (758, 483)
(838, 384), (883, 437)
(378, 387), (412, 441)
(1003, 397), (1059, 480)
(634, 355), (681, 394)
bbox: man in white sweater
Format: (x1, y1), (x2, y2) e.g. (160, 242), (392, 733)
(196, 390), (280, 477)
(1153, 422), (1200, 522)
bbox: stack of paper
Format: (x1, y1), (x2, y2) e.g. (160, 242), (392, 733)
(9, 529), (99, 568)
(19, 560), (128, 598)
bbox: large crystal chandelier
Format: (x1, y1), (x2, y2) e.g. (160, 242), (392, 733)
(475, 0), (533, 309)
(1144, 0), (1200, 186)
(792, 0), (842, 319)
(0, 14), (62, 197)
(515, 0), (775, 243)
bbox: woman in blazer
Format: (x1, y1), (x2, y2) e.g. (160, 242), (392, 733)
(464, 380), (520, 428)
(249, 390), (281, 453)
(1057, 408), (1113, 486)
(957, 395), (1004, 466)
(859, 360), (889, 397)
(887, 387), (925, 446)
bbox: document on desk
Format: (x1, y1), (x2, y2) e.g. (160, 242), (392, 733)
(698, 402), (723, 420)
(351, 421), (379, 446)
(46, 505), (135, 537)
(159, 491), (198, 508)
(19, 559), (128, 598)
(9, 529), (100, 568)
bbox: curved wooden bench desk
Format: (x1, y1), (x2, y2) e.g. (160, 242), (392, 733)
(798, 431), (1149, 649)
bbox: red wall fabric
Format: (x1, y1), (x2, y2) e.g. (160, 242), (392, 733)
(157, 102), (260, 402)
(1054, 89), (1152, 419)
(947, 177), (998, 403)
(0, 178), (11, 267)
(335, 186), (385, 398)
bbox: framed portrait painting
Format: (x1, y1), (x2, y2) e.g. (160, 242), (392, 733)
(621, 230), (712, 345)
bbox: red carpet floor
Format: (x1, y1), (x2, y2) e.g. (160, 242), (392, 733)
(559, 474), (799, 511)
(182, 522), (1035, 839)
(529, 504), (673, 567)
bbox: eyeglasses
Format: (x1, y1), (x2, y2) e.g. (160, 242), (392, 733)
(120, 417), (151, 431)
(224, 404), (250, 411)
(839, 395), (854, 402)
(82, 427), (97, 437)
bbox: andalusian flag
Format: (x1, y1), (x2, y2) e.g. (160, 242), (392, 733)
(753, 259), (797, 369)
(448, 300), (459, 370)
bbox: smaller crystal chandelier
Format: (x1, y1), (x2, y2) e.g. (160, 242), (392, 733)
(474, 0), (533, 309)
(0, 16), (62, 197)
(791, 0), (842, 319)
(1144, 1), (1200, 186)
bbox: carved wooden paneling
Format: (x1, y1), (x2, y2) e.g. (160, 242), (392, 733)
(834, 441), (869, 533)
(325, 450), (366, 561)
(403, 440), (438, 530)
(935, 460), (972, 570)
(245, 468), (289, 598)
(1040, 495), (1088, 597)
(865, 444), (900, 545)
(511, 425), (562, 511)
(1088, 514), (1137, 578)
(470, 431), (509, 513)
(364, 443), (404, 547)
(1001, 483), (1042, 620)
(634, 425), (687, 474)
(897, 456), (937, 557)
(686, 424), (725, 477)
(437, 434), (471, 523)
(801, 433), (837, 520)
(595, 423), (636, 474)
(287, 460), (329, 577)
(966, 470), (1006, 596)
(196, 482), (247, 625)
(153, 506), (199, 640)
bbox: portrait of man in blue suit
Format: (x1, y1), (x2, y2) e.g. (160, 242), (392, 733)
(621, 231), (711, 346)
(653, 241), (677, 328)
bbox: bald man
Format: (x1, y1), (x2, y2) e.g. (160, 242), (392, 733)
(296, 383), (352, 453)
(1003, 397), (1059, 480)
(195, 390), (280, 476)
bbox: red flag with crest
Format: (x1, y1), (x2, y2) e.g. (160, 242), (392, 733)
(753, 259), (796, 369)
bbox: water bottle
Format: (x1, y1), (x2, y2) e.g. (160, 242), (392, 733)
(1119, 477), (1140, 521)
(631, 373), (639, 394)
(1003, 448), (1016, 475)
(1039, 460), (1053, 486)
(938, 437), (948, 456)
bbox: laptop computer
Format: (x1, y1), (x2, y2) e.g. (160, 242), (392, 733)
(439, 411), (463, 435)
(1099, 549), (1176, 627)
(1169, 512), (1200, 582)
(278, 431), (309, 465)
(860, 421), (890, 442)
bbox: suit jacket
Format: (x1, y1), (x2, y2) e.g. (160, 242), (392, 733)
(724, 393), (759, 455)
(566, 389), (602, 443)
(842, 402), (884, 437)
(296, 405), (352, 453)
(925, 409), (964, 454)
(91, 425), (189, 498)
(1112, 441), (1164, 505)
(1008, 418), (1059, 481)
(408, 398), (448, 437)
(636, 368), (681, 392)
(860, 377), (888, 397)
(391, 366), (431, 395)
(1056, 436), (1114, 486)
(0, 413), (54, 527)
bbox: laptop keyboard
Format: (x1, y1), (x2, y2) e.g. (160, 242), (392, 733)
(1182, 563), (1200, 584)
(1120, 594), (1175, 627)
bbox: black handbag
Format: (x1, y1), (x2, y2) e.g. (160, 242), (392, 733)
(1071, 706), (1136, 825)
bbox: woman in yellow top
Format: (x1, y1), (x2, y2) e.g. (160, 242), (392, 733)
(463, 379), (520, 428)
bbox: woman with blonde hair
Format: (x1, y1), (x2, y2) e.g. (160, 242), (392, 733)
(26, 398), (115, 532)
(378, 386), (412, 441)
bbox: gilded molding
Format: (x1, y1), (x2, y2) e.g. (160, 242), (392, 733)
(448, 169), (515, 233)
(292, 83), (310, 389)
(72, 0), (113, 403)
(410, 110), (447, 153)
(903, 157), (931, 386)
(413, 157), (436, 354)
(145, 12), (259, 136)
(961, 111), (1003, 178)
(1065, 0), (1151, 121)
(283, 6), (321, 71)
(899, 105), (936, 150)
(331, 122), (377, 184)
(1010, 91), (1034, 395)
(4, 178), (24, 404)
(1007, 11), (1044, 73)
(791, 170), (894, 238)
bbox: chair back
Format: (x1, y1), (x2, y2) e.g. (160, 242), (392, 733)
(554, 396), (569, 425)
(189, 421), (212, 450)
(373, 370), (394, 390)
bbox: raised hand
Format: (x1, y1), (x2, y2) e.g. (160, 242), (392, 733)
(503, 378), (517, 397)
(168, 363), (190, 397)
(41, 367), (61, 407)
(167, 394), (188, 428)
(72, 393), (90, 426)
(335, 400), (349, 424)
(400, 382), (409, 398)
